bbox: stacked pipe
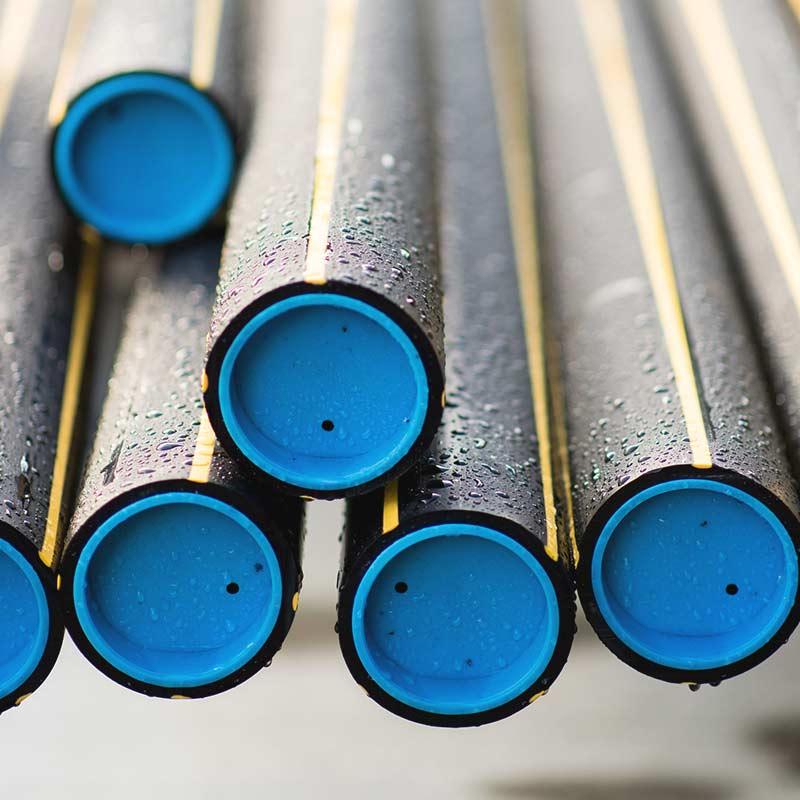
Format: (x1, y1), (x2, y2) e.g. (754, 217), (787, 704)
(651, 1), (800, 500)
(2, 0), (800, 722)
(0, 0), (95, 712)
(50, 0), (241, 245)
(336, 0), (576, 727)
(59, 236), (303, 699)
(202, 0), (446, 499)
(528, 0), (800, 684)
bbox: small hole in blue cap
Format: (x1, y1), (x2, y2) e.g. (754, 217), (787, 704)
(351, 523), (560, 716)
(592, 478), (799, 671)
(73, 492), (283, 688)
(219, 293), (430, 491)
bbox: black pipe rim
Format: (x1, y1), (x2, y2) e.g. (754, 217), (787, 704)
(204, 279), (445, 500)
(336, 509), (575, 728)
(576, 464), (800, 684)
(58, 478), (300, 699)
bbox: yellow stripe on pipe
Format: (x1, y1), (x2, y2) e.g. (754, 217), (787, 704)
(303, 0), (358, 285)
(0, 0), (40, 133)
(678, 0), (800, 333)
(191, 0), (224, 90)
(188, 410), (216, 484)
(483, 0), (559, 561)
(548, 344), (579, 567)
(40, 227), (101, 567)
(47, 0), (94, 126)
(580, 0), (712, 470)
(381, 480), (399, 534)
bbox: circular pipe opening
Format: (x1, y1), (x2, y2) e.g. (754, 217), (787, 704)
(592, 478), (798, 671)
(72, 492), (283, 688)
(219, 293), (429, 491)
(53, 72), (234, 244)
(0, 540), (49, 698)
(351, 523), (560, 715)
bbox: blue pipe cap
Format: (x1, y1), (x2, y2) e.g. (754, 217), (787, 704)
(53, 73), (234, 244)
(592, 478), (799, 671)
(351, 524), (560, 716)
(73, 493), (283, 688)
(219, 293), (429, 492)
(0, 540), (49, 699)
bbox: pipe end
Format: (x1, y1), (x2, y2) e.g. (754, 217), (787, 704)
(53, 72), (234, 244)
(351, 523), (560, 716)
(592, 478), (798, 671)
(73, 492), (283, 689)
(219, 293), (429, 492)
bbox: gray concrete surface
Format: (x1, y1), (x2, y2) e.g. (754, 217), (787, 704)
(2, 499), (799, 799)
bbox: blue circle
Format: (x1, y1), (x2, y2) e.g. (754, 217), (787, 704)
(592, 478), (799, 670)
(218, 293), (429, 491)
(0, 540), (49, 699)
(351, 524), (560, 715)
(53, 72), (234, 244)
(72, 493), (283, 688)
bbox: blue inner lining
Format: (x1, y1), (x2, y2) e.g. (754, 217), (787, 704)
(53, 72), (234, 244)
(218, 293), (429, 491)
(0, 540), (49, 699)
(73, 492), (282, 688)
(351, 524), (560, 715)
(592, 478), (799, 670)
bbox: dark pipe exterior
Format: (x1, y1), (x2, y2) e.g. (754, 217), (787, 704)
(203, 0), (445, 499)
(652, 2), (800, 498)
(52, 0), (241, 116)
(528, 0), (800, 684)
(59, 236), (304, 699)
(336, 0), (575, 728)
(0, 2), (94, 712)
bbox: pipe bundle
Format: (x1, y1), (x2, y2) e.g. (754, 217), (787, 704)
(0, 0), (799, 726)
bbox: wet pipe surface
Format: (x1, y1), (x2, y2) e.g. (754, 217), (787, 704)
(1, 0), (800, 727)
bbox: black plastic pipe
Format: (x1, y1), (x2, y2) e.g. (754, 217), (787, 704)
(59, 235), (303, 699)
(528, 0), (800, 685)
(203, 0), (445, 499)
(50, 0), (241, 244)
(336, 0), (575, 728)
(0, 2), (97, 712)
(652, 1), (800, 499)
